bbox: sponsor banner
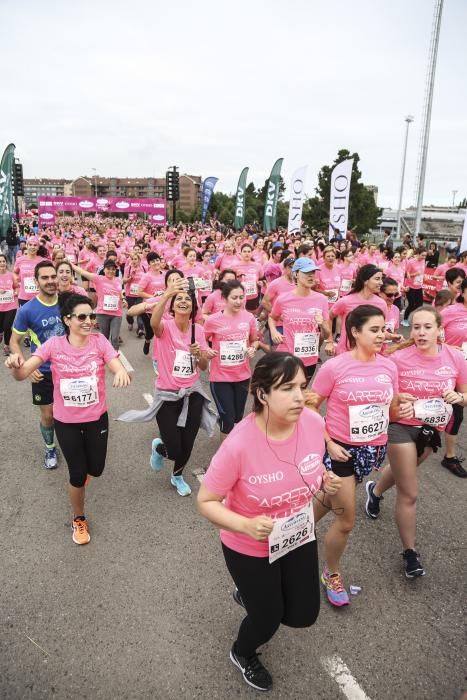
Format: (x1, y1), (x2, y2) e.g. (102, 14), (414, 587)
(0, 143), (15, 240)
(329, 158), (353, 240)
(287, 165), (307, 235)
(234, 167), (249, 231)
(422, 267), (442, 303)
(263, 157), (284, 233)
(201, 177), (218, 223)
(37, 195), (166, 225)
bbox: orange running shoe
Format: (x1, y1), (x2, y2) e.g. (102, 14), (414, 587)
(72, 517), (90, 545)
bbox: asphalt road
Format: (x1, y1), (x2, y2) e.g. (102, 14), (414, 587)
(1, 326), (466, 700)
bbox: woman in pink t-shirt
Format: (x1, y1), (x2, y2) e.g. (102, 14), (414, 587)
(122, 250), (146, 337)
(403, 247), (427, 326)
(386, 250), (406, 310)
(198, 352), (341, 692)
(56, 261), (88, 298)
(202, 269), (237, 321)
(0, 253), (18, 355)
(366, 306), (467, 578)
(380, 277), (402, 346)
(316, 246), (341, 307)
(147, 275), (209, 497)
(232, 243), (264, 312)
(269, 257), (335, 381)
(204, 280), (258, 442)
(338, 249), (358, 296)
(5, 293), (130, 546)
(309, 304), (408, 605)
(330, 264), (387, 354)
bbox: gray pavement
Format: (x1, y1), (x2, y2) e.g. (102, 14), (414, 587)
(1, 326), (466, 700)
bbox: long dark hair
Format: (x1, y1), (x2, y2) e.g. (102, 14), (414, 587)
(349, 264), (382, 294)
(59, 293), (92, 336)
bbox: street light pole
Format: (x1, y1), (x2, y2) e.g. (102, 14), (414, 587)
(396, 115), (414, 240)
(91, 168), (97, 197)
(452, 190), (458, 209)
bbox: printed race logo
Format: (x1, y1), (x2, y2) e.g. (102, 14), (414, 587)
(152, 214), (165, 221)
(422, 398), (445, 413)
(374, 374), (391, 384)
(79, 200), (93, 208)
(280, 511), (308, 533)
(435, 366), (454, 377)
(40, 212), (54, 220)
(116, 201), (130, 209)
(96, 198), (109, 206)
(359, 405), (384, 419)
(298, 453), (322, 476)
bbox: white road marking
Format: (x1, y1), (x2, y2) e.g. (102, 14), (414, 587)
(24, 635), (49, 656)
(143, 393), (153, 406)
(321, 656), (371, 700)
(119, 350), (135, 375)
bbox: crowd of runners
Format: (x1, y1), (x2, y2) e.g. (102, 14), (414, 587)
(3, 217), (467, 692)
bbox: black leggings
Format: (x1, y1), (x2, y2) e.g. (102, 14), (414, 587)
(126, 296), (144, 331)
(0, 309), (16, 345)
(210, 379), (249, 434)
(222, 540), (320, 658)
(404, 288), (423, 320)
(155, 393), (204, 475)
(54, 412), (109, 488)
(141, 313), (154, 342)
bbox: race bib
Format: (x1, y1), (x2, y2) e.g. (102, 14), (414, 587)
(340, 279), (353, 294)
(349, 403), (390, 442)
(462, 342), (467, 360)
(0, 289), (14, 304)
(201, 279), (212, 293)
(327, 289), (339, 303)
(268, 502), (315, 564)
(172, 349), (194, 378)
(103, 294), (119, 311)
(130, 283), (140, 295)
(293, 332), (319, 358)
(60, 376), (98, 407)
(414, 275), (422, 286)
(24, 277), (38, 294)
(193, 277), (205, 290)
(219, 340), (246, 366)
(413, 398), (453, 428)
(243, 275), (257, 297)
(385, 320), (395, 333)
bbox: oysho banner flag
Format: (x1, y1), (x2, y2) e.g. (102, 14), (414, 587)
(234, 167), (249, 231)
(329, 158), (353, 240)
(0, 143), (15, 241)
(287, 166), (307, 235)
(201, 177), (218, 223)
(263, 158), (284, 233)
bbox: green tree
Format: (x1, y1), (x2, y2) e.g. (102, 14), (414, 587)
(302, 149), (380, 235)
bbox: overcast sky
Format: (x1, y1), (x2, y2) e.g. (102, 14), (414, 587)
(2, 0), (465, 208)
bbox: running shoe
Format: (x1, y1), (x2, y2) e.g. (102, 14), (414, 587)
(229, 643), (272, 692)
(170, 474), (192, 496)
(321, 566), (350, 606)
(402, 549), (425, 578)
(44, 447), (58, 470)
(72, 517), (90, 545)
(150, 438), (164, 472)
(127, 324), (134, 332)
(23, 337), (30, 347)
(441, 455), (467, 478)
(143, 340), (150, 355)
(136, 329), (145, 338)
(401, 319), (410, 327)
(232, 587), (246, 610)
(365, 480), (383, 519)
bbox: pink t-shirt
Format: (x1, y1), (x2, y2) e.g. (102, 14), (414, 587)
(0, 272), (18, 311)
(14, 256), (46, 300)
(271, 291), (329, 366)
(92, 275), (123, 316)
(383, 304), (400, 334)
(331, 293), (387, 354)
(264, 276), (294, 306)
(33, 333), (117, 423)
(405, 258), (425, 290)
(233, 261), (263, 299)
(316, 264), (342, 305)
(203, 289), (226, 316)
(154, 318), (208, 390)
(137, 271), (165, 299)
(441, 304), (467, 347)
(392, 344), (467, 429)
(215, 253), (239, 272)
(203, 409), (325, 557)
(204, 309), (257, 382)
(386, 263), (405, 291)
(312, 352), (398, 445)
(338, 263), (357, 296)
(124, 263), (147, 297)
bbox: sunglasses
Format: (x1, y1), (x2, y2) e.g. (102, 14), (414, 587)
(384, 292), (398, 298)
(69, 312), (97, 321)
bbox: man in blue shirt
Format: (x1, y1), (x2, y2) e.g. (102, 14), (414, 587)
(10, 261), (64, 469)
